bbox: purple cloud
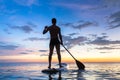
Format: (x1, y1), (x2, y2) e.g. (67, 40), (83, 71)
(61, 20), (98, 30)
(11, 25), (33, 33)
(95, 47), (120, 50)
(39, 50), (48, 52)
(19, 52), (29, 54)
(0, 44), (19, 50)
(24, 37), (49, 41)
(0, 41), (19, 50)
(108, 11), (120, 29)
(7, 22), (37, 33)
(89, 36), (120, 45)
(63, 35), (88, 49)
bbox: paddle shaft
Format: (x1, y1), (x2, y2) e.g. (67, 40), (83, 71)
(62, 44), (85, 70)
(62, 45), (76, 60)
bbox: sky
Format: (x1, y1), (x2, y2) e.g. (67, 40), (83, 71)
(0, 0), (120, 63)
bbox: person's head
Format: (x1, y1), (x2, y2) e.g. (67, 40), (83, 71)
(52, 18), (56, 25)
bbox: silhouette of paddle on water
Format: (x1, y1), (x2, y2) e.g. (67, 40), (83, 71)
(62, 44), (85, 70)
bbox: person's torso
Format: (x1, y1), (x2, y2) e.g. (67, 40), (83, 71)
(48, 25), (60, 39)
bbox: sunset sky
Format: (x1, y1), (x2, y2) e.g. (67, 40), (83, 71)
(0, 0), (120, 63)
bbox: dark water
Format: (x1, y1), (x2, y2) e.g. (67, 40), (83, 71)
(0, 62), (120, 80)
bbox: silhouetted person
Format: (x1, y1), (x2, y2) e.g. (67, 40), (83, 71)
(43, 18), (63, 69)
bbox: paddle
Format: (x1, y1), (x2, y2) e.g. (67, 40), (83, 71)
(62, 44), (85, 70)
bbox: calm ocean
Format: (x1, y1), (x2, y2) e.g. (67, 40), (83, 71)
(0, 62), (120, 80)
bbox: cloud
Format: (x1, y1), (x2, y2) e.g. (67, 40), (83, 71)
(108, 11), (120, 29)
(101, 33), (107, 35)
(89, 0), (120, 10)
(51, 1), (96, 11)
(26, 50), (34, 52)
(0, 42), (5, 44)
(39, 49), (65, 54)
(61, 50), (65, 52)
(27, 22), (37, 28)
(89, 36), (120, 45)
(40, 52), (57, 57)
(14, 0), (39, 6)
(63, 35), (88, 49)
(7, 22), (37, 33)
(0, 52), (5, 56)
(68, 33), (79, 36)
(19, 52), (29, 54)
(51, 0), (120, 12)
(61, 20), (98, 30)
(100, 52), (108, 53)
(103, 0), (120, 8)
(10, 25), (33, 33)
(0, 42), (19, 50)
(74, 21), (98, 30)
(40, 53), (48, 56)
(24, 37), (49, 41)
(0, 1), (16, 15)
(39, 49), (50, 57)
(3, 29), (12, 34)
(95, 47), (120, 50)
(39, 50), (48, 52)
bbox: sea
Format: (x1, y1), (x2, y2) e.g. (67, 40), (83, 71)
(0, 62), (120, 80)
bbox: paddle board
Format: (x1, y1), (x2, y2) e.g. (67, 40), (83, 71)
(42, 67), (67, 74)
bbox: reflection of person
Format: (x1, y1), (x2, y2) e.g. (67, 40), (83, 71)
(49, 71), (62, 80)
(43, 18), (63, 69)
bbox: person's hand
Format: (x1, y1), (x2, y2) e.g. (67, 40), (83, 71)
(60, 42), (63, 45)
(44, 26), (48, 30)
(45, 26), (48, 29)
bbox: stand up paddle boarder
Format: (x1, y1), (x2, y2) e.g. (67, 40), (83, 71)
(43, 18), (63, 69)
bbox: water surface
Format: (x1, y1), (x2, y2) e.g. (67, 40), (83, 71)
(0, 62), (120, 80)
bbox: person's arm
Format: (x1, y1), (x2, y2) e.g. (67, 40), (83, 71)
(43, 26), (48, 34)
(59, 28), (63, 45)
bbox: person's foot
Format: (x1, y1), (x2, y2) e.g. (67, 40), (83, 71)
(59, 65), (64, 68)
(48, 66), (51, 69)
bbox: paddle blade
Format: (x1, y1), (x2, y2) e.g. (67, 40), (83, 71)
(75, 60), (85, 70)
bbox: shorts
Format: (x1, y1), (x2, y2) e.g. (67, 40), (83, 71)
(50, 38), (60, 45)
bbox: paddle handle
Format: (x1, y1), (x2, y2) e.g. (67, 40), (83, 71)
(62, 44), (76, 60)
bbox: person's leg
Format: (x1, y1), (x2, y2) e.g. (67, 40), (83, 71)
(55, 44), (62, 68)
(48, 44), (54, 69)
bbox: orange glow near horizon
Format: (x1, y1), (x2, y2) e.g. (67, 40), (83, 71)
(1, 54), (120, 63)
(1, 48), (120, 63)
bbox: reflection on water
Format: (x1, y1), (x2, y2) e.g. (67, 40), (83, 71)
(0, 62), (120, 80)
(48, 71), (62, 80)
